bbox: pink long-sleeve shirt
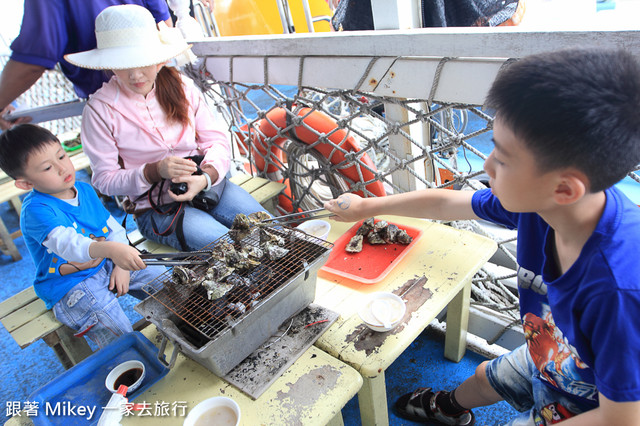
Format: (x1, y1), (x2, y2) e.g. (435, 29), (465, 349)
(81, 73), (230, 210)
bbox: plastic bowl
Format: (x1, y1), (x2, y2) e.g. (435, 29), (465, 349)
(105, 360), (146, 394)
(183, 396), (241, 426)
(358, 292), (406, 332)
(297, 219), (330, 241)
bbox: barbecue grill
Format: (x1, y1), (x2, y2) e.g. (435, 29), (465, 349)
(135, 226), (333, 376)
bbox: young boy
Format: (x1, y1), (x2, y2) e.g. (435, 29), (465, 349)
(0, 124), (165, 348)
(325, 49), (640, 425)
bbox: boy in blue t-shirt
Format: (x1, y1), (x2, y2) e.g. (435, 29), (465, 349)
(325, 49), (640, 425)
(0, 124), (165, 348)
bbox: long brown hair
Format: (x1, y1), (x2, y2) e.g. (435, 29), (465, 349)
(155, 66), (190, 127)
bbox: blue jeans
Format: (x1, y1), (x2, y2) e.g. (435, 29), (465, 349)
(485, 344), (596, 425)
(134, 180), (267, 251)
(52, 261), (166, 349)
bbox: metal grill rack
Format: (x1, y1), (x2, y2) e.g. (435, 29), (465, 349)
(141, 227), (332, 341)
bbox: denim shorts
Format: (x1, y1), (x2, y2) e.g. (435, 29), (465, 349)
(52, 260), (166, 349)
(485, 344), (596, 426)
(135, 180), (267, 251)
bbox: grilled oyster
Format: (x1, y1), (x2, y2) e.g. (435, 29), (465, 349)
(367, 230), (386, 245)
(264, 243), (289, 260)
(241, 244), (264, 260)
(248, 211), (271, 224)
(395, 229), (413, 245)
(356, 217), (375, 236)
(172, 266), (202, 286)
(346, 234), (364, 253)
(229, 213), (254, 242)
(344, 217), (413, 252)
(382, 224), (400, 243)
(202, 279), (234, 300)
(259, 228), (285, 246)
(206, 262), (235, 282)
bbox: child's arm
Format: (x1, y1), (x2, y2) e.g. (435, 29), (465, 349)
(105, 215), (128, 244)
(324, 189), (480, 223)
(44, 226), (145, 271)
(88, 241), (146, 271)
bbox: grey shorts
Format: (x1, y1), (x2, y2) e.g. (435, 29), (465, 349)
(485, 344), (596, 425)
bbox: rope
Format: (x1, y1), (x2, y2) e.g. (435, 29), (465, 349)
(428, 56), (457, 105)
(353, 56), (381, 92)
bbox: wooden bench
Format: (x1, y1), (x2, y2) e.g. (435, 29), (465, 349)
(0, 151), (91, 261)
(0, 173), (285, 369)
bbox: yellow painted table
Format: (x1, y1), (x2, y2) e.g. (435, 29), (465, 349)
(314, 216), (497, 426)
(121, 327), (363, 425)
(5, 325), (362, 426)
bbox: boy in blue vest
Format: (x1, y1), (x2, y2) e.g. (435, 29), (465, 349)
(0, 124), (165, 348)
(325, 49), (640, 425)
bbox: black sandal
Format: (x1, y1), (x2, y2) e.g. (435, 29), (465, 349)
(394, 387), (475, 425)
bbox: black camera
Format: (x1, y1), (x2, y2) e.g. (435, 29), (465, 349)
(169, 159), (221, 211)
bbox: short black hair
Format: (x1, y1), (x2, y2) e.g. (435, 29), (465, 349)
(485, 49), (640, 192)
(0, 124), (60, 179)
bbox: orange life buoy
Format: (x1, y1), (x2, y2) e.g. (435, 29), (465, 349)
(245, 107), (386, 199)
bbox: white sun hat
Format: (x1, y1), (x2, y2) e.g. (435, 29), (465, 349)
(65, 4), (193, 70)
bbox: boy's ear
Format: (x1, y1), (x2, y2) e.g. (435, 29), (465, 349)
(14, 178), (33, 191)
(553, 171), (587, 205)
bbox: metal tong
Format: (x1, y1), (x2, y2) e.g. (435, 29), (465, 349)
(139, 250), (211, 266)
(260, 207), (334, 227)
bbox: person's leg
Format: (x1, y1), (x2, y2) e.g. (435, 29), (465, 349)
(134, 204), (229, 251)
(52, 263), (133, 349)
(394, 344), (533, 425)
(135, 182), (269, 251)
(455, 360), (505, 408)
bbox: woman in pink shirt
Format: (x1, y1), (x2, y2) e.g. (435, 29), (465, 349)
(67, 5), (266, 251)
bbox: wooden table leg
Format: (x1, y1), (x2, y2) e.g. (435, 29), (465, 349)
(444, 278), (471, 362)
(0, 217), (21, 261)
(358, 373), (389, 426)
(42, 325), (93, 369)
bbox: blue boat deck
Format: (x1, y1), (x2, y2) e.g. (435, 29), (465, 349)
(0, 173), (519, 425)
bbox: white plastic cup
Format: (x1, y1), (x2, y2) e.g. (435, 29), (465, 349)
(104, 360), (146, 394)
(183, 396), (241, 426)
(296, 219), (330, 241)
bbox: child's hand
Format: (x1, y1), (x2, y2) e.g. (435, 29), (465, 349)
(324, 193), (367, 222)
(109, 266), (131, 297)
(109, 244), (147, 271)
(158, 156), (198, 180)
(89, 241), (146, 271)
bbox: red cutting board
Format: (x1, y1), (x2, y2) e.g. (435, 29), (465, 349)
(319, 219), (423, 285)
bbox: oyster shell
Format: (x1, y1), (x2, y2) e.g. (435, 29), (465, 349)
(346, 234), (364, 253)
(356, 217), (375, 236)
(206, 262), (235, 282)
(260, 228), (285, 246)
(367, 230), (386, 245)
(395, 229), (413, 245)
(202, 279), (234, 300)
(248, 211), (271, 224)
(264, 243), (290, 260)
(172, 266), (202, 286)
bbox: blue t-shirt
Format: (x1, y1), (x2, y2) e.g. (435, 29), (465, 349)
(10, 0), (170, 98)
(472, 187), (640, 405)
(21, 182), (112, 309)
